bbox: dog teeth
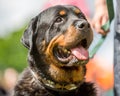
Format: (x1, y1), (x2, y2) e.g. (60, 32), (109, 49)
(76, 61), (87, 65)
(63, 49), (68, 53)
(54, 46), (71, 59)
(81, 61), (85, 65)
(67, 51), (71, 54)
(63, 49), (71, 54)
(59, 48), (71, 57)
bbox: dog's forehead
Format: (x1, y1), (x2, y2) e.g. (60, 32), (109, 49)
(54, 5), (80, 15)
(53, 5), (81, 15)
(39, 5), (81, 22)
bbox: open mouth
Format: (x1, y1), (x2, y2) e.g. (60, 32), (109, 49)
(53, 39), (89, 65)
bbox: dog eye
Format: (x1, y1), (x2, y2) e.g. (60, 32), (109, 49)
(55, 17), (63, 23)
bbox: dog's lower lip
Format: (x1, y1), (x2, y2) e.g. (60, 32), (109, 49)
(57, 55), (73, 63)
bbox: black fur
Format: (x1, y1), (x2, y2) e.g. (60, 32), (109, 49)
(13, 5), (96, 96)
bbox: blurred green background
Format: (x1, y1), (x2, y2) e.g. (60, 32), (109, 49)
(0, 0), (47, 73)
(0, 28), (28, 72)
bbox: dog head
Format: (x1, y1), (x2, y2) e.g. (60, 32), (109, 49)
(21, 5), (93, 90)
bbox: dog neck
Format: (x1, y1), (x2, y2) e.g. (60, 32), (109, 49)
(30, 69), (85, 92)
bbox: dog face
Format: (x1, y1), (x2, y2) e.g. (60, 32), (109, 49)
(21, 5), (93, 86)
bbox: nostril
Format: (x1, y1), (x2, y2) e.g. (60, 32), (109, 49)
(87, 23), (90, 28)
(76, 20), (90, 30)
(78, 23), (86, 29)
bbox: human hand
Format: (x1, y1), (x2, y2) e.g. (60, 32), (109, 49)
(92, 2), (109, 36)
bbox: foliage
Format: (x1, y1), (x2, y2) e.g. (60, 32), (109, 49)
(0, 29), (28, 72)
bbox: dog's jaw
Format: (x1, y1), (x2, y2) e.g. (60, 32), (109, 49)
(48, 64), (86, 83)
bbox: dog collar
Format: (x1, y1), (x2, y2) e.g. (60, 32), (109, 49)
(41, 78), (78, 90)
(31, 69), (84, 91)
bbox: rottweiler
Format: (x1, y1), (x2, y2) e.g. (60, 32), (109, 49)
(13, 5), (96, 96)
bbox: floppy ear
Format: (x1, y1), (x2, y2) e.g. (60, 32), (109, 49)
(21, 16), (38, 49)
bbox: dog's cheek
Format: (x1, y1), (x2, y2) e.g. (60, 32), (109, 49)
(45, 26), (62, 44)
(35, 27), (49, 53)
(36, 40), (46, 54)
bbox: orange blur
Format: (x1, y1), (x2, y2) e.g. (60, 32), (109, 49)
(86, 57), (114, 91)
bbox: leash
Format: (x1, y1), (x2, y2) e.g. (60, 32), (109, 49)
(89, 0), (114, 58)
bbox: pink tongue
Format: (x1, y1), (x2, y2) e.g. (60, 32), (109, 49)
(71, 46), (89, 60)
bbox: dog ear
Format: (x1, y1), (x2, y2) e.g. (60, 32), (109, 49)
(21, 16), (38, 49)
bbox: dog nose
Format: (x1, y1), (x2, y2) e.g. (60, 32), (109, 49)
(75, 20), (90, 30)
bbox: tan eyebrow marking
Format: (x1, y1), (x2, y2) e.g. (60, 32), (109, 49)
(74, 9), (81, 14)
(59, 10), (66, 16)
